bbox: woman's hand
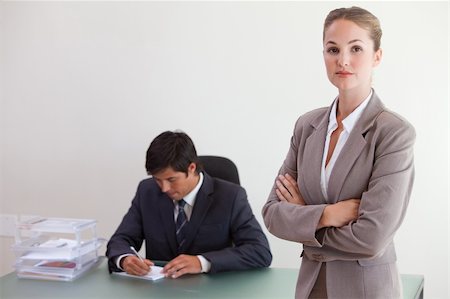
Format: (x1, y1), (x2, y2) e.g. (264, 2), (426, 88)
(275, 173), (306, 205)
(318, 199), (360, 229)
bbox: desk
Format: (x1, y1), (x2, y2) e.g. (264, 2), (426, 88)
(0, 259), (424, 299)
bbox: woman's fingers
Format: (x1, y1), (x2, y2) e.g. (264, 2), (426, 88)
(276, 174), (305, 205)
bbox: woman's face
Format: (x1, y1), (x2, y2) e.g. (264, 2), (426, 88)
(323, 19), (382, 94)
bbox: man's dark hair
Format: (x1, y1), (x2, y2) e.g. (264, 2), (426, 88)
(145, 131), (202, 175)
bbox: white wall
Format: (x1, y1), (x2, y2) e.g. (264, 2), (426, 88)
(0, 1), (448, 297)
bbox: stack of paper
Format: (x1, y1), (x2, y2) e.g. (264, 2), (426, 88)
(113, 266), (165, 281)
(20, 238), (98, 260)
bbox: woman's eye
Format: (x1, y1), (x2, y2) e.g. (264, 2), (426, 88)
(352, 46), (363, 52)
(327, 47), (339, 54)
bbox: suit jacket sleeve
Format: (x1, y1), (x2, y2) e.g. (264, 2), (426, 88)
(202, 187), (272, 273)
(106, 181), (146, 272)
(262, 113), (328, 246)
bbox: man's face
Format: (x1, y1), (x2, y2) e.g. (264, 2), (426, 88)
(152, 163), (199, 201)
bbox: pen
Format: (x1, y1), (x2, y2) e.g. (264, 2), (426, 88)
(56, 242), (67, 248)
(130, 246), (145, 263)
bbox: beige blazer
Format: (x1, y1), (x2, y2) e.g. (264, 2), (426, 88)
(262, 91), (415, 299)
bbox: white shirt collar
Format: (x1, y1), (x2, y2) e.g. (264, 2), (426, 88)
(327, 99), (339, 134)
(327, 90), (372, 134)
(180, 172), (204, 207)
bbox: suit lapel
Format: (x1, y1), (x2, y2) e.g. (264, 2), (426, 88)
(326, 130), (367, 203)
(327, 92), (385, 203)
(158, 194), (178, 256)
(178, 173), (214, 253)
(301, 106), (330, 204)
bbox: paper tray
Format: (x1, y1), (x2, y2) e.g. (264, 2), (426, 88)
(17, 217), (96, 233)
(14, 238), (106, 261)
(16, 257), (104, 281)
(15, 249), (100, 275)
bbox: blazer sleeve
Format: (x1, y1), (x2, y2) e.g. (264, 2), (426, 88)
(202, 188), (272, 273)
(305, 115), (416, 262)
(105, 181), (146, 272)
(262, 114), (328, 247)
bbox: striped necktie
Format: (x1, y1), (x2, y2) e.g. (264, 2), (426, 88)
(176, 199), (188, 249)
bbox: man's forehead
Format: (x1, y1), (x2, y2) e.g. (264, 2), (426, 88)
(152, 167), (184, 180)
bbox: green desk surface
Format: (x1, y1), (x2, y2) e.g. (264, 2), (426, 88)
(0, 259), (424, 299)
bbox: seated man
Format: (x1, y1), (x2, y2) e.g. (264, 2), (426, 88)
(106, 131), (272, 278)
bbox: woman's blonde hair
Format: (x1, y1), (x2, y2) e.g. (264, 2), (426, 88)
(323, 6), (382, 51)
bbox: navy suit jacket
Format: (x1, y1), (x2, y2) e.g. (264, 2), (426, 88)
(106, 172), (272, 273)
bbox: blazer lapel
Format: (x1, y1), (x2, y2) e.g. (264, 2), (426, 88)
(301, 106), (331, 204)
(178, 173), (214, 253)
(158, 194), (178, 256)
(327, 92), (385, 203)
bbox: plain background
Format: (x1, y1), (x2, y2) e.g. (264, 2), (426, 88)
(0, 1), (448, 298)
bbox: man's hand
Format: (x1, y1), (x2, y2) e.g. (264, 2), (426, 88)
(122, 255), (154, 276)
(163, 254), (202, 279)
(275, 173), (306, 205)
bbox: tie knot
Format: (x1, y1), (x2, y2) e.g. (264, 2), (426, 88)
(178, 199), (187, 208)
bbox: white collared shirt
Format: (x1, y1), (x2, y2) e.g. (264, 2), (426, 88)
(173, 172), (204, 221)
(320, 91), (372, 201)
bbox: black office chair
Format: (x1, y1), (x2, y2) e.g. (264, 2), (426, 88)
(198, 156), (240, 185)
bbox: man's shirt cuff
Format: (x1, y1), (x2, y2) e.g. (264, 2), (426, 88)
(116, 254), (133, 271)
(197, 255), (211, 273)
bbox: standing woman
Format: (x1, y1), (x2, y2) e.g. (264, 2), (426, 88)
(262, 7), (415, 299)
